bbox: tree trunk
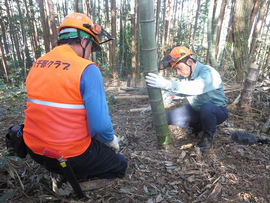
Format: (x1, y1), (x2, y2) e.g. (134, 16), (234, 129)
(249, 0), (261, 34)
(39, 0), (51, 53)
(91, 0), (97, 62)
(64, 0), (68, 16)
(264, 45), (270, 72)
(207, 0), (217, 67)
(155, 0), (161, 60)
(249, 0), (268, 63)
(164, 0), (171, 45)
(29, 0), (41, 57)
(215, 0), (227, 61)
(240, 63), (260, 110)
(139, 0), (172, 148)
(187, 0), (195, 46)
(155, 0), (161, 43)
(5, 0), (23, 68)
(83, 0), (88, 15)
(0, 34), (10, 84)
(0, 10), (11, 63)
(43, 0), (52, 50)
(170, 0), (178, 49)
(232, 0), (253, 83)
(56, 2), (61, 25)
(212, 0), (222, 62)
(119, 0), (124, 77)
(136, 0), (141, 80)
(105, 0), (111, 65)
(97, 0), (101, 24)
(16, 0), (32, 77)
(122, 0), (127, 70)
(131, 0), (136, 84)
(47, 0), (58, 48)
(76, 0), (83, 12)
(111, 0), (117, 79)
(191, 0), (201, 52)
(23, 0), (37, 61)
(160, 0), (167, 61)
(220, 0), (235, 72)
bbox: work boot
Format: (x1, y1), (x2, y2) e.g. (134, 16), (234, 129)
(197, 133), (214, 152)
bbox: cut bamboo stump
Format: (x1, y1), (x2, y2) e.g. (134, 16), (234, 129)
(127, 75), (131, 87)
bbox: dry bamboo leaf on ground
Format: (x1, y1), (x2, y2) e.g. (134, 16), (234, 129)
(80, 179), (116, 191)
(206, 182), (222, 202)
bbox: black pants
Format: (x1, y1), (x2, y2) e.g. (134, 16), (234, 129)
(27, 138), (127, 179)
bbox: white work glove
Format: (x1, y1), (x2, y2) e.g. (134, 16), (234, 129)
(106, 135), (119, 153)
(145, 73), (172, 90)
(162, 90), (174, 104)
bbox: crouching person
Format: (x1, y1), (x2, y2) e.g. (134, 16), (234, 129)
(146, 46), (228, 152)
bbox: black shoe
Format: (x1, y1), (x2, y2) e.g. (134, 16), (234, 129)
(197, 133), (214, 152)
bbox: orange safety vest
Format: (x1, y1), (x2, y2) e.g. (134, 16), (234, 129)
(24, 45), (96, 158)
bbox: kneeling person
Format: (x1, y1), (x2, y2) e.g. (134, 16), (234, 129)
(24, 13), (127, 179)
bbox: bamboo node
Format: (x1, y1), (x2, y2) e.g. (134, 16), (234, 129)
(140, 19), (155, 23)
(141, 47), (157, 52)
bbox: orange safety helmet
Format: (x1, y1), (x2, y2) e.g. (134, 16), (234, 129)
(158, 46), (193, 69)
(58, 13), (114, 52)
(58, 13), (100, 43)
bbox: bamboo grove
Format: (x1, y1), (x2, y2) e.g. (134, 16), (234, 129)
(0, 0), (270, 85)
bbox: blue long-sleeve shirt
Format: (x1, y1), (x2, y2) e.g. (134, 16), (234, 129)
(80, 64), (114, 143)
(170, 61), (227, 111)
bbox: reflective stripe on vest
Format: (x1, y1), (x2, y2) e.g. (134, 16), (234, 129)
(27, 98), (85, 109)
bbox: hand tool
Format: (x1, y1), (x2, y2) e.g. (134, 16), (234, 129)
(43, 148), (84, 198)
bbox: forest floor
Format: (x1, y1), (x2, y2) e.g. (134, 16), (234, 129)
(0, 78), (270, 203)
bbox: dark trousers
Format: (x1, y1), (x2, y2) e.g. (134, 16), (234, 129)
(166, 103), (228, 137)
(27, 138), (127, 179)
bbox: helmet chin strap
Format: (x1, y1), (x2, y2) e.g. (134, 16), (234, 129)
(81, 38), (92, 58)
(77, 29), (92, 58)
(184, 62), (192, 80)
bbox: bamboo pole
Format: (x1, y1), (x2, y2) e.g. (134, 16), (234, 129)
(139, 0), (172, 148)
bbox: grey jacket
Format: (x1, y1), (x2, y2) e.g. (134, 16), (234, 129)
(170, 61), (227, 111)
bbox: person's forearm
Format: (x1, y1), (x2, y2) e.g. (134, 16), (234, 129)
(81, 65), (114, 143)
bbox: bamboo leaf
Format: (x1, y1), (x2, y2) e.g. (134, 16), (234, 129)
(7, 156), (22, 163)
(0, 157), (6, 169)
(7, 164), (15, 179)
(14, 168), (24, 190)
(0, 191), (16, 201)
(143, 185), (149, 193)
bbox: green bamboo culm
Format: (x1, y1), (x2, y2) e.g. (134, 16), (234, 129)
(139, 0), (172, 148)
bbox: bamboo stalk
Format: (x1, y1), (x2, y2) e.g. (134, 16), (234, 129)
(139, 0), (172, 148)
